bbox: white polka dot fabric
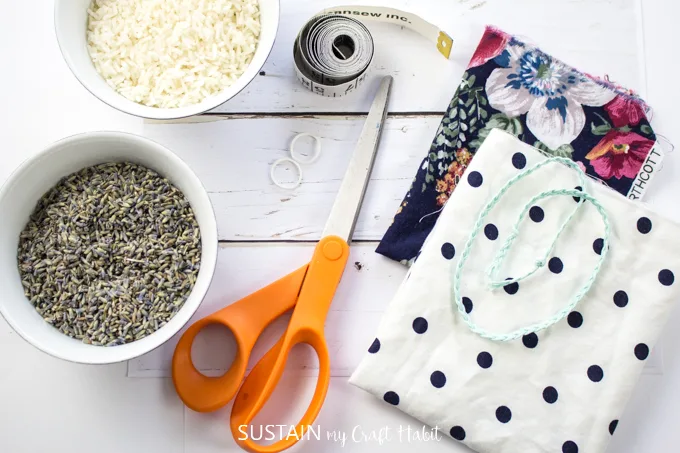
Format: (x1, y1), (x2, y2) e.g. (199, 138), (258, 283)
(350, 129), (680, 453)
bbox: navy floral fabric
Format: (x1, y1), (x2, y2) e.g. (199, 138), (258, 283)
(376, 26), (657, 265)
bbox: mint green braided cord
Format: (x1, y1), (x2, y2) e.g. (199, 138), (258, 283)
(486, 158), (587, 288)
(451, 157), (611, 342)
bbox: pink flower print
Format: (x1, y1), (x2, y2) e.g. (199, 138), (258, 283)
(468, 28), (510, 69)
(604, 95), (647, 128)
(585, 130), (654, 179)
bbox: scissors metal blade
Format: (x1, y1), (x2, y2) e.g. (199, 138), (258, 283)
(321, 76), (393, 241)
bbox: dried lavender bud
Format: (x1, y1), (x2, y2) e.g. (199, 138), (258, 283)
(17, 162), (201, 346)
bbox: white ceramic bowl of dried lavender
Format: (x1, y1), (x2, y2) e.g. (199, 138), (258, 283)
(0, 132), (218, 364)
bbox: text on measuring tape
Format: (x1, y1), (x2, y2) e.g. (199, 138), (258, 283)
(294, 6), (452, 97)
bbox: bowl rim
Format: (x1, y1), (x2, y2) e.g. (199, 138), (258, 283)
(53, 0), (280, 120)
(0, 131), (218, 364)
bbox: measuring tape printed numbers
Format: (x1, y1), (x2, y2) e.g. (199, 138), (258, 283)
(293, 6), (453, 97)
(294, 15), (373, 97)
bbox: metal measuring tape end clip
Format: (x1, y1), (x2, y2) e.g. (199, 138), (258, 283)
(270, 133), (323, 189)
(293, 6), (453, 97)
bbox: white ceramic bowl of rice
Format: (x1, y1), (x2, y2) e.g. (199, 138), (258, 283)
(55, 0), (279, 119)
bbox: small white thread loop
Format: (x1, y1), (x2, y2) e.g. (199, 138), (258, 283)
(419, 206), (445, 224)
(270, 157), (303, 190)
(290, 133), (322, 164)
(268, 134), (323, 190)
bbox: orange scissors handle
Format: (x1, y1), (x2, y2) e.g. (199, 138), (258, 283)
(172, 264), (308, 413)
(230, 235), (350, 453)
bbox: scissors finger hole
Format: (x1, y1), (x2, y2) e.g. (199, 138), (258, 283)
(190, 323), (238, 377)
(241, 343), (320, 445)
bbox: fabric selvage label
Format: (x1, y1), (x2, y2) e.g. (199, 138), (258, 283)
(627, 143), (664, 201)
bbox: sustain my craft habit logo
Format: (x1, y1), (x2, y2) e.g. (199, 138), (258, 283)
(237, 424), (443, 447)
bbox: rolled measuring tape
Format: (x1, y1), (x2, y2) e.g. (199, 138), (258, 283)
(293, 6), (453, 97)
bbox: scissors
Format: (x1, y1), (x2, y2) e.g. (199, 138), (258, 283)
(172, 76), (393, 453)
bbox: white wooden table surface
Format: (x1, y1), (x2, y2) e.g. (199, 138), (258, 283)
(2, 0), (680, 452)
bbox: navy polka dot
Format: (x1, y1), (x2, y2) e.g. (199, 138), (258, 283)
(588, 365), (604, 382)
(477, 351), (493, 369)
(593, 238), (604, 255)
(548, 257), (563, 274)
(567, 311), (583, 328)
(543, 386), (558, 404)
(504, 278), (519, 295)
(430, 371), (446, 388)
(529, 206), (544, 222)
(634, 343), (649, 360)
(383, 391), (400, 405)
(562, 441), (579, 453)
(441, 242), (456, 260)
(637, 217), (652, 234)
(484, 223), (499, 240)
(368, 338), (380, 353)
(659, 269), (675, 286)
(613, 290), (628, 308)
(450, 426), (466, 441)
(573, 186), (583, 203)
(468, 171), (483, 187)
(522, 333), (538, 349)
(412, 317), (428, 334)
(609, 420), (618, 435)
(512, 152), (527, 169)
(462, 297), (473, 314)
(496, 406), (512, 423)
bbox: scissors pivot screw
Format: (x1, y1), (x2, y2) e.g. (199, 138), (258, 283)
(322, 240), (344, 261)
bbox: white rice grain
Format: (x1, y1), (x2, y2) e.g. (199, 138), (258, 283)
(86, 0), (261, 109)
